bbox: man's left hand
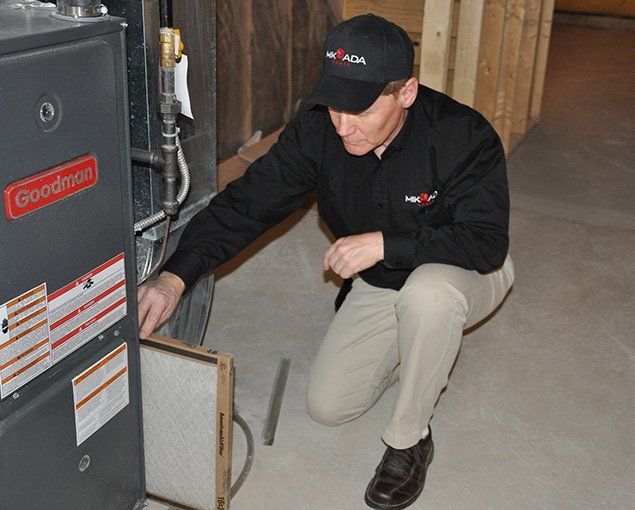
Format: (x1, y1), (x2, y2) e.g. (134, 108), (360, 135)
(323, 232), (384, 279)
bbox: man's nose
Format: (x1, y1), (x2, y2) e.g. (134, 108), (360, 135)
(336, 113), (356, 137)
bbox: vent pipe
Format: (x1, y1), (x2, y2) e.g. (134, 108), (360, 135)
(56, 0), (105, 18)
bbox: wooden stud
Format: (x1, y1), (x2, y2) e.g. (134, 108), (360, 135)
(419, 0), (455, 92)
(511, 0), (542, 134)
(453, 0), (485, 106)
(473, 0), (507, 122)
(493, 0), (527, 152)
(445, 0), (461, 95)
(530, 0), (555, 123)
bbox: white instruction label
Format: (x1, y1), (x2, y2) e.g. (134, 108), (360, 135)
(48, 253), (127, 364)
(72, 342), (129, 446)
(0, 283), (52, 398)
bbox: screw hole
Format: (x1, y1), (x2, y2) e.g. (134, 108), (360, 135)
(39, 102), (55, 123)
(78, 455), (91, 472)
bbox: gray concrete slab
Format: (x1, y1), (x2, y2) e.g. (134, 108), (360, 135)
(203, 25), (635, 510)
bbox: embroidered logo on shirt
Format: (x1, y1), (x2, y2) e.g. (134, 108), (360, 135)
(404, 190), (438, 208)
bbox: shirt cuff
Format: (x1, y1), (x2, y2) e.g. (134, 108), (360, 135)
(161, 251), (207, 292)
(382, 231), (417, 269)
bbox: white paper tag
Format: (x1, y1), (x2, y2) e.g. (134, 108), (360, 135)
(175, 54), (194, 119)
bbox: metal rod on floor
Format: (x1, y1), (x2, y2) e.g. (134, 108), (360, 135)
(261, 357), (291, 446)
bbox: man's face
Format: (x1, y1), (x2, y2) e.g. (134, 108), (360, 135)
(328, 93), (405, 156)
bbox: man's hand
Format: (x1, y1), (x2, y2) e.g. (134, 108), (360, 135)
(323, 232), (384, 279)
(137, 271), (186, 339)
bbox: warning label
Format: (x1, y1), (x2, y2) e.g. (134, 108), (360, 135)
(0, 283), (52, 398)
(48, 253), (127, 364)
(72, 342), (129, 446)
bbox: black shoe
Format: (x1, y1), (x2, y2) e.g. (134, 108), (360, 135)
(364, 431), (434, 510)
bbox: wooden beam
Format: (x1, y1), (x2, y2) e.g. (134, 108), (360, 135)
(419, 0), (455, 92)
(453, 0), (485, 106)
(511, 0), (542, 135)
(530, 0), (555, 123)
(493, 0), (527, 152)
(473, 0), (506, 122)
(445, 1), (460, 94)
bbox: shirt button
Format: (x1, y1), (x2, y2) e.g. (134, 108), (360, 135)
(377, 202), (384, 209)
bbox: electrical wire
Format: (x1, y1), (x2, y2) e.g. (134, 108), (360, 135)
(137, 216), (171, 286)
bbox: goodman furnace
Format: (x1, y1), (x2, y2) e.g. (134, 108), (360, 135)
(0, 5), (233, 510)
(0, 6), (145, 510)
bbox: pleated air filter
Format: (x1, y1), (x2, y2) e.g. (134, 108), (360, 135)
(140, 334), (233, 510)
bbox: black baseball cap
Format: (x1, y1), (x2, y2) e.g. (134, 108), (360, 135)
(308, 14), (414, 113)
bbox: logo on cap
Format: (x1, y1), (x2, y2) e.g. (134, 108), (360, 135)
(326, 47), (367, 67)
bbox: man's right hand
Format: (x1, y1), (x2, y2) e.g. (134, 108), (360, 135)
(137, 271), (186, 339)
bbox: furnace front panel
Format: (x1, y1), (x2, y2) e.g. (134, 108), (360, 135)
(0, 9), (143, 510)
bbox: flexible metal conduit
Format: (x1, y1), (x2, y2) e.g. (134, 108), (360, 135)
(133, 134), (190, 233)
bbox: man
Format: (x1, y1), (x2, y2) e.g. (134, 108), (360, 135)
(138, 14), (514, 510)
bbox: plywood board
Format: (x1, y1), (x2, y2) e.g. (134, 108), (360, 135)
(344, 0), (425, 33)
(555, 0), (635, 17)
(292, 1), (330, 110)
(217, 0), (253, 159)
(251, 0), (293, 134)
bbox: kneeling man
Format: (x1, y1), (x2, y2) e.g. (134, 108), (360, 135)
(139, 14), (514, 510)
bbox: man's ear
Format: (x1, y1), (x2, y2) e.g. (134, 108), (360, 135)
(399, 77), (419, 108)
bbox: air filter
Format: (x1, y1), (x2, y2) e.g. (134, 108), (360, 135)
(140, 334), (233, 510)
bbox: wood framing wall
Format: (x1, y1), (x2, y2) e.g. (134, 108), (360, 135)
(216, 1), (341, 161)
(216, 0), (556, 162)
(344, 0), (556, 153)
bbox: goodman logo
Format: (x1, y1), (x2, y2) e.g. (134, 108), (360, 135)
(326, 47), (367, 66)
(4, 154), (98, 220)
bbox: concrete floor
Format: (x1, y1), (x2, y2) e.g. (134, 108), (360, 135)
(203, 25), (635, 510)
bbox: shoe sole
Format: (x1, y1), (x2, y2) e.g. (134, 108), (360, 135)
(363, 442), (435, 510)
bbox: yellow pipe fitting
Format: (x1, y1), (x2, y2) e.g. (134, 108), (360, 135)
(173, 28), (184, 61)
(160, 28), (176, 67)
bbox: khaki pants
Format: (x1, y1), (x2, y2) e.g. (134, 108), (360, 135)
(307, 255), (514, 449)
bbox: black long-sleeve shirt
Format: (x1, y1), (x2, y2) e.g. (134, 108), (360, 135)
(162, 85), (510, 291)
